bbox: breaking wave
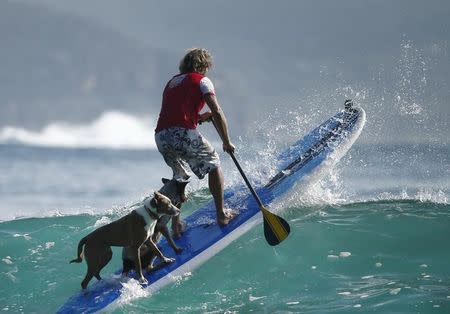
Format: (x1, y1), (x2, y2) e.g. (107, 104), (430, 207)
(0, 111), (157, 150)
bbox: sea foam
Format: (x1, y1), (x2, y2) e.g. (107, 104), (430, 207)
(0, 111), (156, 150)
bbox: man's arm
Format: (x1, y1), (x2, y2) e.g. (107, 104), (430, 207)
(204, 94), (235, 154)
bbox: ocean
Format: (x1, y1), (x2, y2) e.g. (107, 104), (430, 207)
(0, 119), (449, 313)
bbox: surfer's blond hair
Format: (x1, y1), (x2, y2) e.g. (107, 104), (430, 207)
(179, 48), (213, 74)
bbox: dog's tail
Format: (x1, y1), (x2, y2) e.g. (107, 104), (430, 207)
(69, 236), (87, 264)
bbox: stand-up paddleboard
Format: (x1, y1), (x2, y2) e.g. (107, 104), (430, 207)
(58, 102), (366, 313)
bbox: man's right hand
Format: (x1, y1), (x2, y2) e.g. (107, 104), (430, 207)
(223, 142), (235, 154)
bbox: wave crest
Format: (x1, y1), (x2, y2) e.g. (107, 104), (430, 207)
(0, 111), (156, 150)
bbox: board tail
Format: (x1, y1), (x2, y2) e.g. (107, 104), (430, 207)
(69, 237), (87, 263)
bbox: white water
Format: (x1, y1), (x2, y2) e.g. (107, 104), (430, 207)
(0, 111), (157, 150)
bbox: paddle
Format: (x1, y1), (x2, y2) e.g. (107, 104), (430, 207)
(211, 120), (290, 246)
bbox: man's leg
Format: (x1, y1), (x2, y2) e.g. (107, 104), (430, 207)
(208, 166), (234, 225)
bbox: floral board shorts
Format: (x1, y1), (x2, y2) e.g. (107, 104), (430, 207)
(155, 127), (220, 180)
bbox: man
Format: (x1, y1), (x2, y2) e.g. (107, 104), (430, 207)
(155, 48), (235, 236)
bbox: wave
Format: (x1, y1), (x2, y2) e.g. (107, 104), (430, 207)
(2, 198), (449, 314)
(0, 111), (157, 150)
(1, 186), (447, 223)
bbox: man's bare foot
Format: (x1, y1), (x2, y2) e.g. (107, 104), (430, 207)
(217, 209), (236, 226)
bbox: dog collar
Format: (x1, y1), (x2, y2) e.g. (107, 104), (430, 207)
(144, 204), (160, 220)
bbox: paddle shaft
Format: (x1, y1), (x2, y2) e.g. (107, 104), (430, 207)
(228, 152), (265, 209)
(209, 118), (264, 207)
(211, 118), (290, 245)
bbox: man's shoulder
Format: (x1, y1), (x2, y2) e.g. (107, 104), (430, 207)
(166, 72), (211, 90)
(168, 73), (191, 89)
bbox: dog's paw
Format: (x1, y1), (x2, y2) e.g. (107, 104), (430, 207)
(138, 277), (148, 285)
(162, 257), (176, 264)
(174, 246), (184, 254)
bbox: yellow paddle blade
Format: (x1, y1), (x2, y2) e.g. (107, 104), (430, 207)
(260, 206), (290, 246)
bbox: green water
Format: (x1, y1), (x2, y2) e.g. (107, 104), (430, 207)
(1, 196), (449, 313)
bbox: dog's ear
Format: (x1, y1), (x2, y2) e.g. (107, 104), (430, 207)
(179, 181), (189, 188)
(154, 191), (163, 199)
(177, 181), (189, 193)
(162, 178), (170, 184)
(155, 191), (167, 201)
(152, 191), (162, 207)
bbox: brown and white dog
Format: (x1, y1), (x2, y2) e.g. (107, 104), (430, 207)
(70, 190), (181, 289)
(122, 178), (188, 275)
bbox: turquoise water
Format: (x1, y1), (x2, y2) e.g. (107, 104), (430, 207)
(0, 144), (449, 313)
(1, 198), (450, 313)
